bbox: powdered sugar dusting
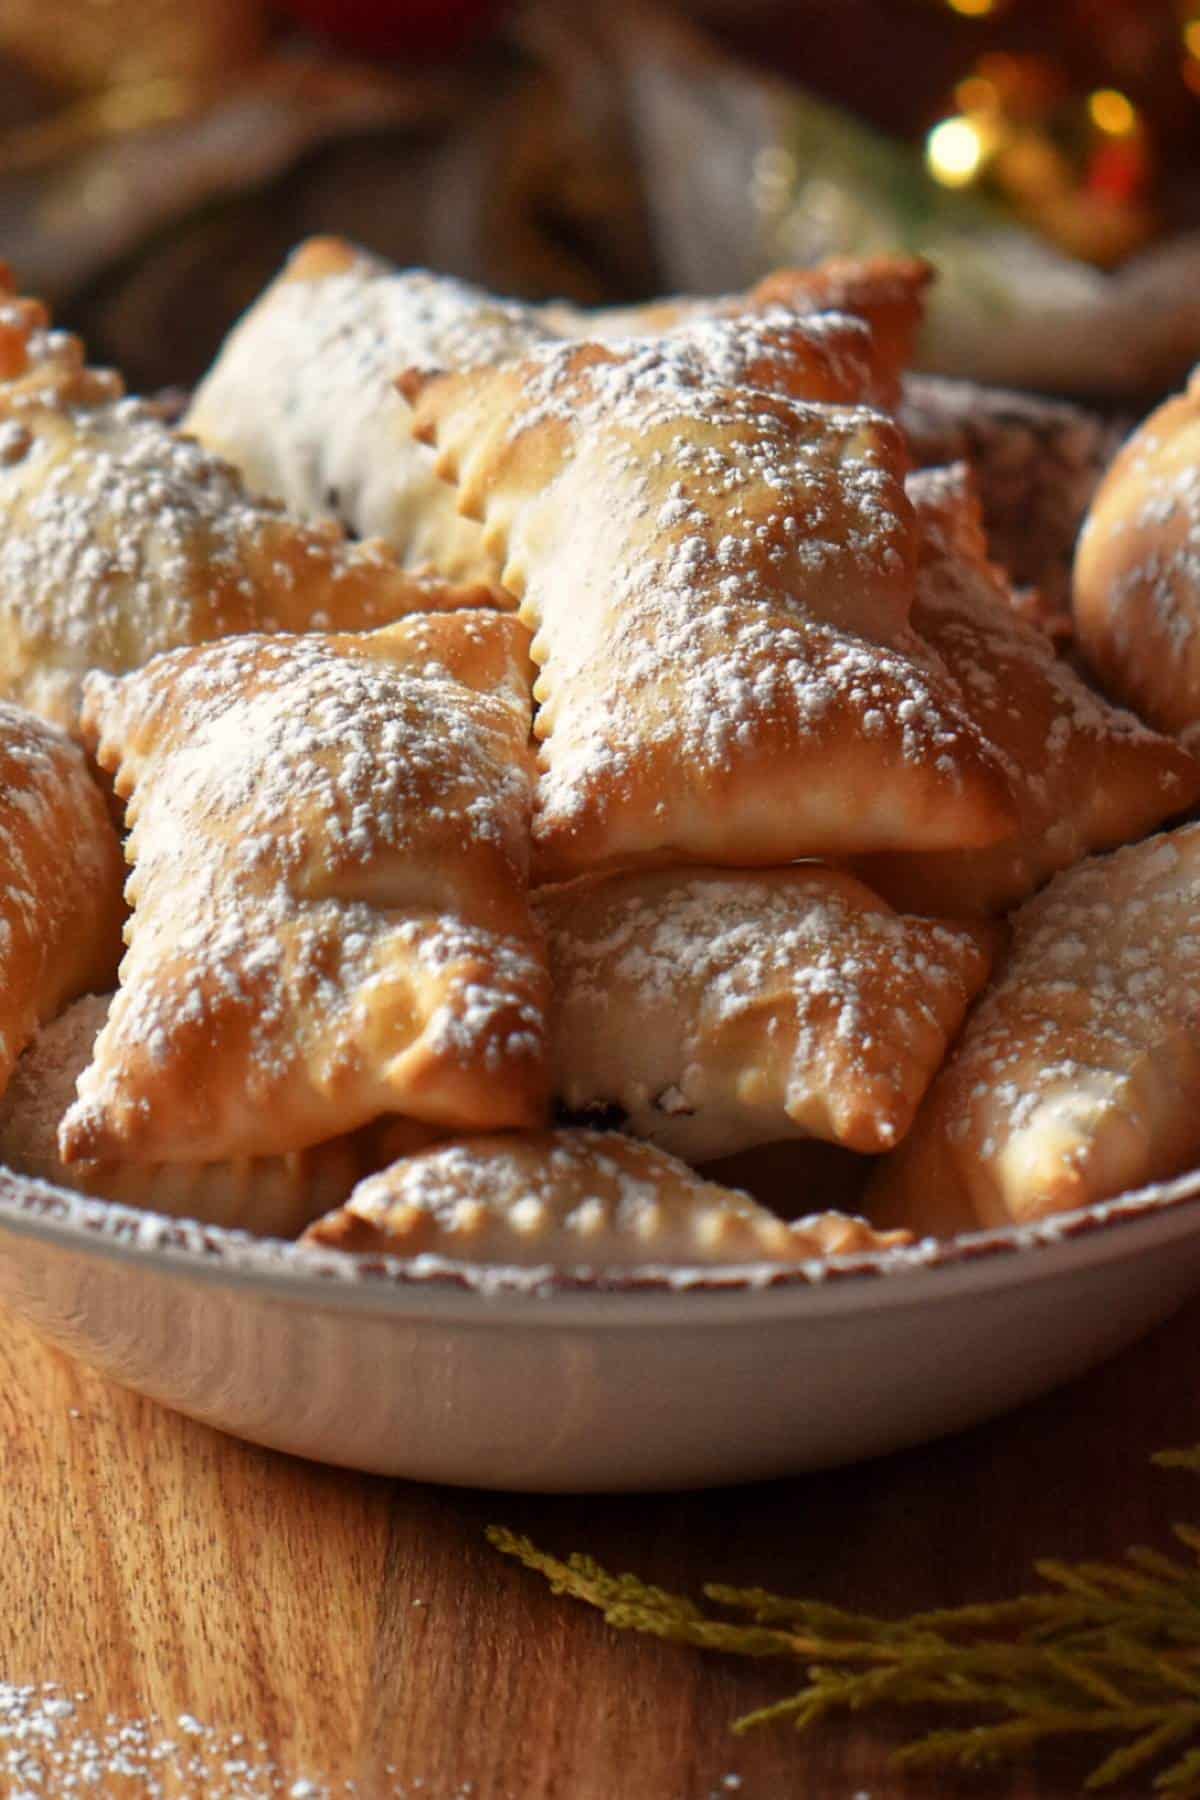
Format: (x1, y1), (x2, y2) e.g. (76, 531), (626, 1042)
(537, 867), (992, 1160)
(186, 249), (552, 577)
(880, 823), (1200, 1227)
(0, 396), (264, 667)
(1078, 415), (1200, 665)
(0, 1683), (446, 1798)
(306, 1128), (908, 1268)
(973, 830), (1200, 1112)
(914, 466), (1189, 764)
(0, 706), (115, 958)
(1072, 385), (1200, 735)
(0, 359), (480, 731)
(627, 306), (880, 406)
(0, 701), (122, 1089)
(61, 621), (546, 1164)
(0, 286), (120, 410)
(421, 334), (1014, 868)
(857, 467), (1200, 915)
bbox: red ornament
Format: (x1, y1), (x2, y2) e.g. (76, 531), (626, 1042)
(272, 0), (506, 61)
(1086, 137), (1146, 206)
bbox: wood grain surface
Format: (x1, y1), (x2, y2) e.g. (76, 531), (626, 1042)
(5, 1292), (1200, 1799)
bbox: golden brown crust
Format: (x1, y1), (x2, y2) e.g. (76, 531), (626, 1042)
(185, 238), (553, 583)
(546, 255), (932, 410)
(636, 308), (903, 410)
(401, 336), (1017, 877)
(0, 704), (124, 1102)
(1073, 373), (1200, 737)
(869, 825), (1200, 1236)
(187, 244), (922, 594)
(856, 466), (1200, 915)
(749, 257), (932, 400)
(277, 236), (366, 284)
(59, 613), (549, 1166)
(0, 271), (504, 733)
(302, 1129), (911, 1267)
(537, 865), (997, 1160)
(0, 996), (362, 1236)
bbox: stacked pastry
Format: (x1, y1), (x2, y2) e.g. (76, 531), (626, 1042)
(0, 265), (520, 1236)
(185, 242), (1004, 1261)
(0, 242), (1196, 1271)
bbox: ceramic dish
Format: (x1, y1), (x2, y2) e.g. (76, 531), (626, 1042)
(3, 1166), (1200, 1492)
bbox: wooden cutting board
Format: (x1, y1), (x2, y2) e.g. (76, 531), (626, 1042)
(4, 1292), (1200, 1799)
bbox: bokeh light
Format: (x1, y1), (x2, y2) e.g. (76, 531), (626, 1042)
(926, 115), (989, 185)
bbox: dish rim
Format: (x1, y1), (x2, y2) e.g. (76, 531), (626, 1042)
(3, 1159), (1200, 1320)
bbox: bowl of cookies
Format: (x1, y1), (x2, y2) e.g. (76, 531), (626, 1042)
(1, 243), (1199, 1491)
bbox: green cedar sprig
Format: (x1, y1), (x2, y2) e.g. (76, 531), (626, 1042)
(488, 1448), (1200, 1793)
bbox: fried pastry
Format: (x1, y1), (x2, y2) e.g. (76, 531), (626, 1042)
(1073, 371), (1200, 738)
(0, 279), (103, 398)
(185, 237), (554, 582)
(856, 466), (1200, 916)
(631, 306), (906, 410)
(59, 612), (549, 1166)
(750, 258), (931, 393)
(869, 825), (1200, 1236)
(302, 1129), (911, 1267)
(543, 255), (931, 408)
(0, 703), (124, 1100)
(0, 264), (501, 733)
(186, 240), (913, 588)
(1, 996), (361, 1236)
(899, 373), (1121, 619)
(537, 866), (996, 1161)
(401, 336), (1017, 876)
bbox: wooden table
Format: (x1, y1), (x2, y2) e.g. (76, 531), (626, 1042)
(4, 1293), (1200, 1800)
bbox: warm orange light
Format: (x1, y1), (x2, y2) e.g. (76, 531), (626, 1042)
(1088, 88), (1138, 137)
(954, 75), (999, 114)
(1184, 18), (1200, 60)
(946, 0), (996, 15)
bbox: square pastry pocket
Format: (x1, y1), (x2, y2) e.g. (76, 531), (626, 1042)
(400, 338), (1018, 876)
(59, 612), (549, 1166)
(869, 824), (1200, 1235)
(536, 866), (998, 1161)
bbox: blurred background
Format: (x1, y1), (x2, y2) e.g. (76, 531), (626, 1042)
(5, 0), (1200, 396)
